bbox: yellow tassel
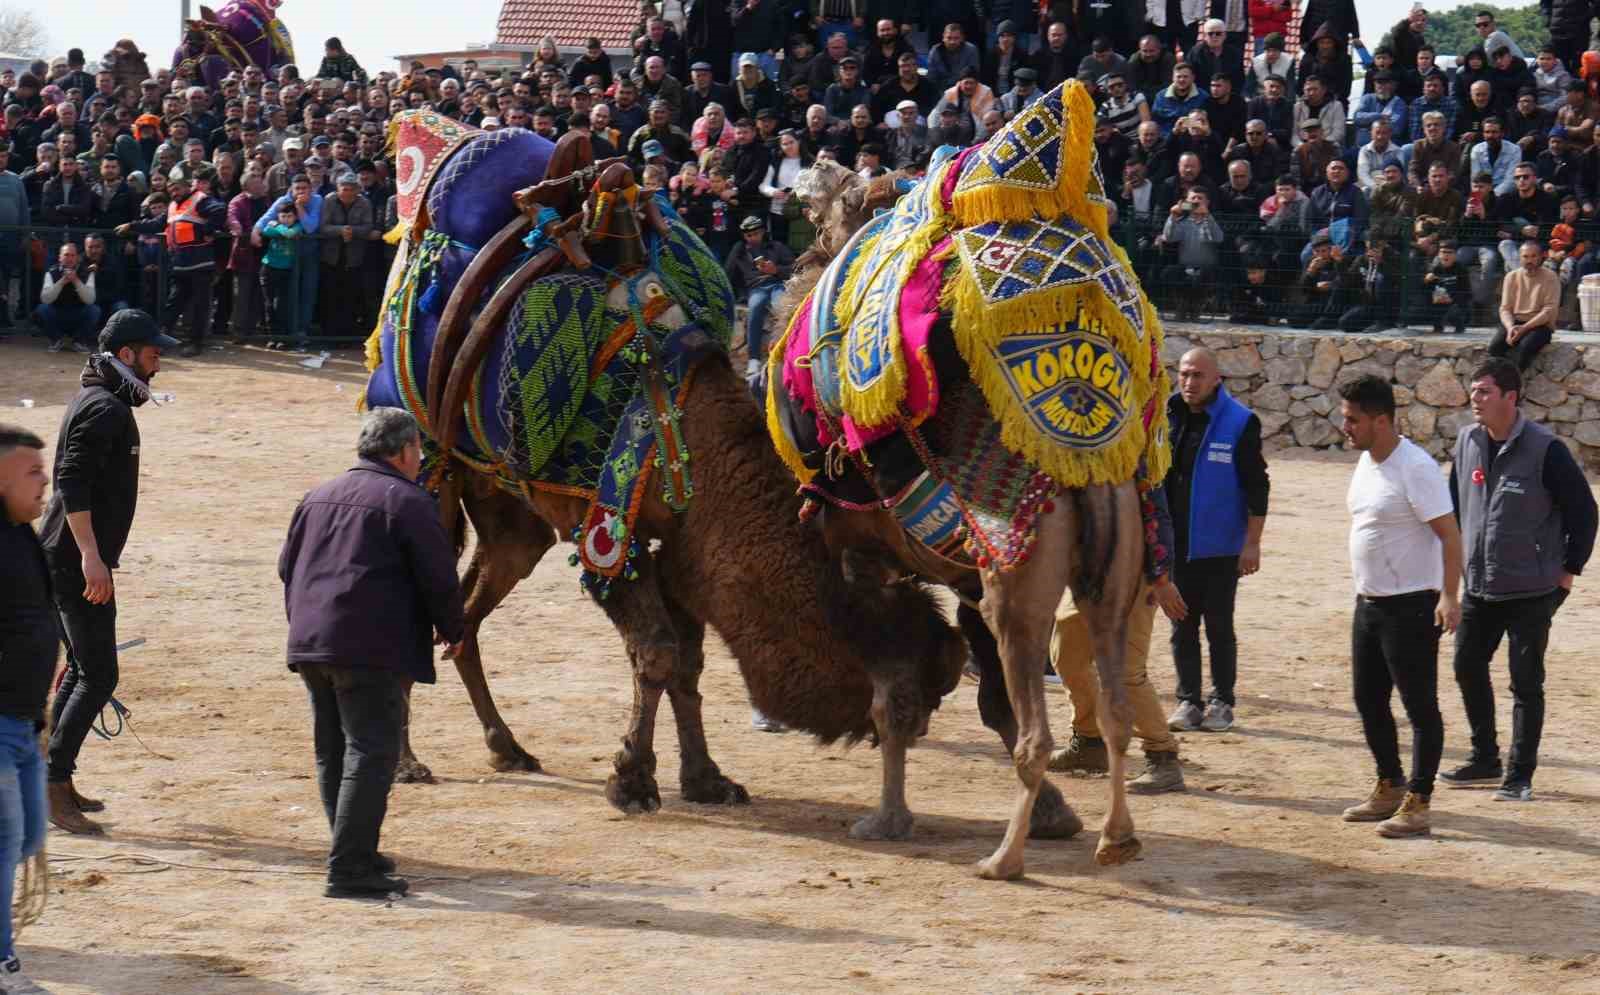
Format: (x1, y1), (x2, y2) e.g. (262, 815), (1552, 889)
(765, 299), (817, 485)
(382, 219), (408, 245)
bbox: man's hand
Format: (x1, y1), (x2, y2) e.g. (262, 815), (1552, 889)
(1559, 571), (1574, 590)
(756, 258), (778, 275)
(1424, 271), (1438, 283)
(1521, 224), (1539, 238)
(1508, 323), (1525, 344)
(1238, 540), (1261, 576)
(115, 223), (133, 237)
(81, 553), (113, 605)
(1436, 593), (1461, 633)
(341, 225), (353, 241)
(1148, 576), (1189, 622)
(251, 228), (263, 247)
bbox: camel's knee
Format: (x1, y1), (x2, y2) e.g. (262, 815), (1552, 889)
(1012, 729), (1054, 781)
(630, 639), (678, 687)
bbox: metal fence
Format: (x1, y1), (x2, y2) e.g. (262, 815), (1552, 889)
(1111, 208), (1579, 332)
(8, 222), (390, 349)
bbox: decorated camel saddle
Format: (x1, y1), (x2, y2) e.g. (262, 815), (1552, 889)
(364, 112), (735, 594)
(173, 0), (295, 89)
(766, 81), (1171, 568)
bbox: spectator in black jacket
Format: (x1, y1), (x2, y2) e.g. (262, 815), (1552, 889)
(278, 407), (464, 900)
(40, 155), (91, 229)
(1247, 75), (1295, 148)
(568, 38), (615, 91)
(864, 19), (916, 89)
(90, 157), (137, 229)
(1226, 119), (1288, 185)
(1536, 127), (1589, 208)
(37, 309), (178, 836)
(0, 424), (54, 993)
(727, 213), (795, 379)
(726, 118), (772, 223)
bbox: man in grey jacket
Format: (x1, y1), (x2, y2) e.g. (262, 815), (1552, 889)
(1156, 187), (1224, 319)
(1441, 358), (1596, 801)
(317, 173), (373, 341)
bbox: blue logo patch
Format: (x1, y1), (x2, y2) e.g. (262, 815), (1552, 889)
(991, 327), (1133, 450)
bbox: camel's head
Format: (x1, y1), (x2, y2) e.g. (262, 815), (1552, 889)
(796, 161), (913, 262)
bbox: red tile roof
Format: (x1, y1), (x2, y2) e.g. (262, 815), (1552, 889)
(496, 0), (640, 50)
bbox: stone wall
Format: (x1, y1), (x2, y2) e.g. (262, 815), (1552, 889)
(1159, 329), (1600, 469)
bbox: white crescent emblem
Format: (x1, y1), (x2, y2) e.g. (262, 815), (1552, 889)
(396, 146), (426, 196)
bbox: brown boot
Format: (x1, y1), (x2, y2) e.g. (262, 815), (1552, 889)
(69, 778), (105, 813)
(48, 781), (105, 835)
(1376, 792), (1431, 838)
(1341, 778), (1407, 822)
(1047, 734), (1109, 773)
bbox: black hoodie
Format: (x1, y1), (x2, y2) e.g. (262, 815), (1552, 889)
(38, 354), (148, 574)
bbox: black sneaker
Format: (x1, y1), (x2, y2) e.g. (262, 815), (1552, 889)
(373, 851), (396, 874)
(324, 871), (409, 899)
(1493, 779), (1534, 802)
(1439, 758), (1503, 785)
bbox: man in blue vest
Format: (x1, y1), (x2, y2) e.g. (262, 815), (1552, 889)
(1164, 347), (1270, 733)
(1440, 358), (1596, 801)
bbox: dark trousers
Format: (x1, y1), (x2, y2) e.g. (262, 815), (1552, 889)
(169, 268), (214, 344)
(1170, 554), (1240, 707)
(1159, 263), (1217, 314)
(1352, 591), (1445, 797)
(262, 266), (293, 339)
(1452, 589), (1566, 781)
(299, 663), (405, 879)
(47, 575), (119, 783)
(1488, 323), (1553, 371)
(319, 265), (362, 340)
(1417, 298), (1470, 334)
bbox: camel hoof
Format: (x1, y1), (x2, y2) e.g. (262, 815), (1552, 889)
(1028, 782), (1084, 840)
(849, 808), (914, 841)
(394, 758), (437, 784)
(975, 852), (1024, 881)
(680, 770), (750, 805)
(489, 749), (543, 774)
(605, 770), (661, 814)
(1094, 835), (1142, 866)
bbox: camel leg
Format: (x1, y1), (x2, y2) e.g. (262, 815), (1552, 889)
(848, 678), (916, 840)
(449, 487), (558, 773)
(595, 554), (681, 814)
(662, 596), (750, 805)
(394, 677), (437, 784)
(1070, 483), (1144, 866)
(958, 602), (1083, 840)
(974, 503), (1078, 881)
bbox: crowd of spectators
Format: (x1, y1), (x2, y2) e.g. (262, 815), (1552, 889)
(10, 0), (1600, 367)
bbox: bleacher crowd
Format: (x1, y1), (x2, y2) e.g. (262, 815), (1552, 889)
(11, 0), (1600, 367)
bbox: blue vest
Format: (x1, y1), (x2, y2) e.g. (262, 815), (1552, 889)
(1179, 387), (1251, 560)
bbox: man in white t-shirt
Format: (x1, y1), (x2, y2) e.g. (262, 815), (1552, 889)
(1336, 374), (1464, 839)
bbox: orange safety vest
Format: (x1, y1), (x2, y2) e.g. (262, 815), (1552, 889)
(166, 191), (208, 250)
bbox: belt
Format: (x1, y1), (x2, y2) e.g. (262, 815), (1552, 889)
(1357, 589), (1438, 605)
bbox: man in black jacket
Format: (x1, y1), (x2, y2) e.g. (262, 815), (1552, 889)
(726, 214), (795, 380)
(0, 424), (53, 992)
(278, 407), (464, 899)
(38, 309), (177, 835)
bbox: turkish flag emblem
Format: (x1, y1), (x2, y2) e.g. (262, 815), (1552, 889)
(1471, 468), (1486, 486)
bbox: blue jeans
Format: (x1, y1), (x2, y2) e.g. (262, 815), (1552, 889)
(731, 51), (780, 82)
(746, 284), (782, 365)
(35, 303), (100, 344)
(0, 716), (46, 961)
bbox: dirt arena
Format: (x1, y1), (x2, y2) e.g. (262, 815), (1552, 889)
(4, 337), (1599, 994)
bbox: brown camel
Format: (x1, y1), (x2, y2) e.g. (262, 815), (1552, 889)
(388, 159), (1097, 844)
(766, 160), (1149, 878)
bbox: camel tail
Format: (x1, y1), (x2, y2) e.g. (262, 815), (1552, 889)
(1069, 485), (1118, 605)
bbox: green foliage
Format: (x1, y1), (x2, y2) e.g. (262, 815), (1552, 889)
(1405, 4), (1553, 58)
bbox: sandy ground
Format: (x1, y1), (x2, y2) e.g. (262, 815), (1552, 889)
(3, 336), (1599, 995)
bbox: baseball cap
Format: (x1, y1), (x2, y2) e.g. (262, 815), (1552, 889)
(99, 308), (180, 352)
(641, 139), (665, 158)
(1263, 32), (1285, 49)
(1311, 228), (1332, 246)
(310, 134), (332, 147)
(690, 61), (712, 71)
(839, 54), (860, 67)
(896, 99), (918, 112)
(739, 214), (765, 231)
(1014, 66), (1038, 82)
(738, 53), (760, 68)
(1550, 125), (1570, 139)
(282, 137), (305, 150)
(335, 171), (359, 187)
(1301, 119), (1323, 131)
(996, 19), (1018, 35)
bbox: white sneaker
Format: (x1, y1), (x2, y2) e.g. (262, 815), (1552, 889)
(749, 708), (787, 733)
(45, 338), (64, 353)
(0, 957), (50, 994)
(1200, 700), (1235, 732)
(1167, 701), (1203, 731)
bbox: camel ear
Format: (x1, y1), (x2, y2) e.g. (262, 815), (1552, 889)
(838, 178), (868, 217)
(199, 5), (219, 21)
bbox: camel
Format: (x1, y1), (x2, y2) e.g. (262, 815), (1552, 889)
(763, 105), (1163, 879)
(371, 126), (1086, 843)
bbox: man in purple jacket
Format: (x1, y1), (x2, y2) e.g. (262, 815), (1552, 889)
(277, 407), (464, 899)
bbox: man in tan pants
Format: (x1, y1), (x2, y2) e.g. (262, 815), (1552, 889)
(1048, 481), (1189, 793)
